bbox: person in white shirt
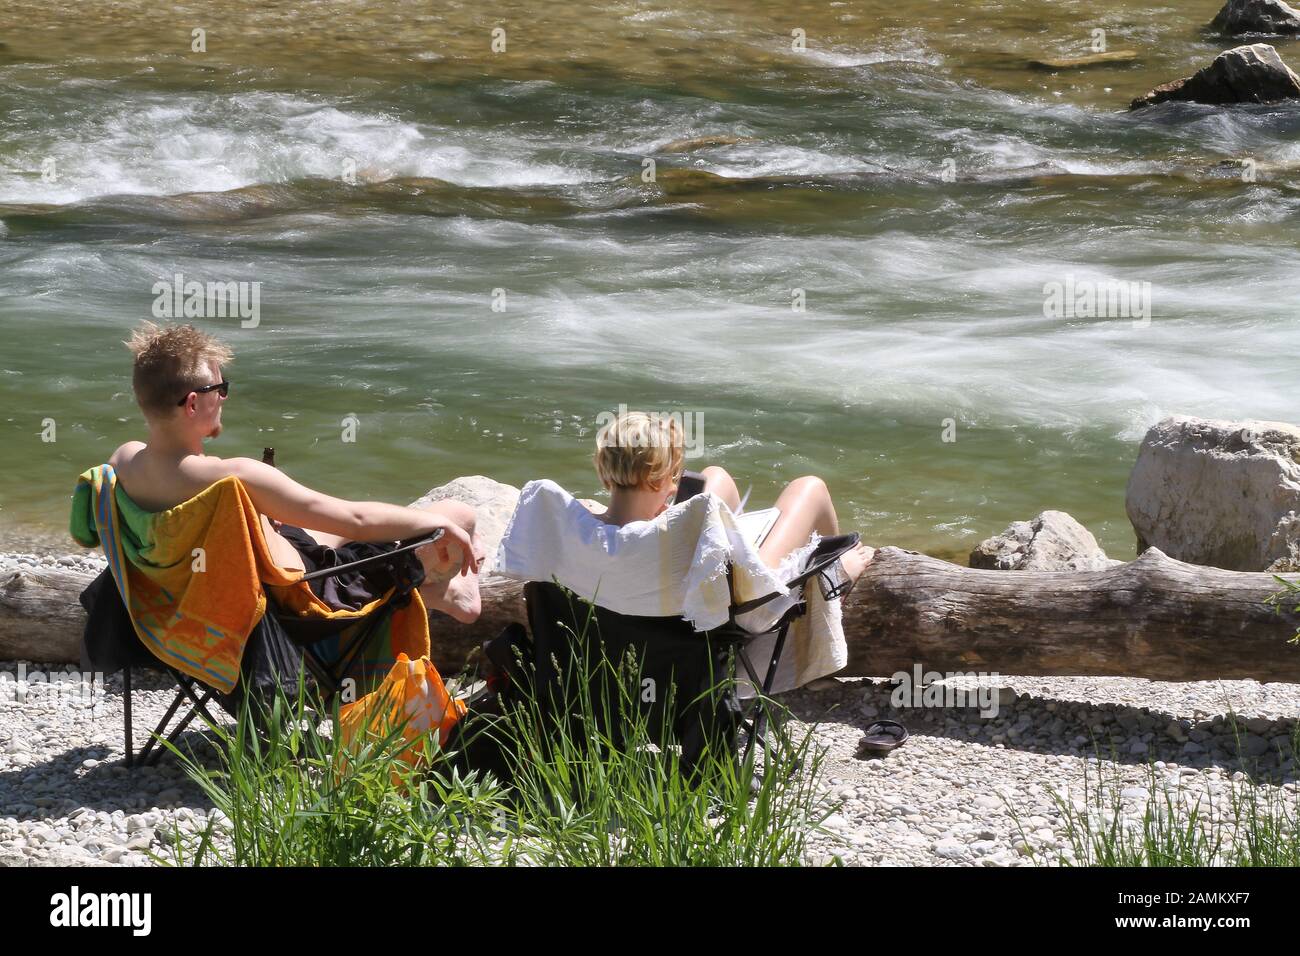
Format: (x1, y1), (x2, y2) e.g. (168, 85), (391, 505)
(591, 410), (872, 582)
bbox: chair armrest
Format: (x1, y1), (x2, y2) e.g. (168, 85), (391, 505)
(299, 528), (444, 583)
(727, 532), (860, 617)
(780, 532), (860, 591)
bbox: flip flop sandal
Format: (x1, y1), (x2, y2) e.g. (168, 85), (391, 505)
(816, 555), (857, 601)
(856, 720), (909, 757)
(812, 536), (869, 602)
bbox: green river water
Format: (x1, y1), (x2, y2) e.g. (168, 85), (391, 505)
(1, 0), (1297, 560)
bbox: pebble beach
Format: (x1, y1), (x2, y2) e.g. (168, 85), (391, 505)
(3, 650), (1296, 867)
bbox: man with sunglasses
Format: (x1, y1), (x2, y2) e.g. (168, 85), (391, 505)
(104, 321), (482, 623)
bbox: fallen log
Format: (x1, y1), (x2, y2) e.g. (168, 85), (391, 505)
(0, 562), (99, 664)
(3, 546), (1298, 683)
(844, 546), (1300, 683)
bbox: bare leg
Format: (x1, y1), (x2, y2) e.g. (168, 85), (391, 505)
(411, 499), (483, 624)
(758, 476), (873, 580)
(701, 465), (741, 512)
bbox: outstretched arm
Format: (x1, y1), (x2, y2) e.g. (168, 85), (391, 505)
(224, 457), (478, 575)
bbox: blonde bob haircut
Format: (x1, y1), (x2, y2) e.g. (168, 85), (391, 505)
(593, 410), (684, 491)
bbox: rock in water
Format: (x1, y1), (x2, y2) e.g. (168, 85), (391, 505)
(1028, 51), (1138, 70)
(1129, 43), (1300, 108)
(1211, 0), (1300, 35)
(1126, 416), (1300, 571)
(969, 511), (1121, 571)
(656, 134), (756, 154)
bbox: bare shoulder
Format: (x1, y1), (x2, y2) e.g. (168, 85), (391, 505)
(107, 441), (146, 469)
(185, 454), (253, 484)
(216, 456), (294, 491)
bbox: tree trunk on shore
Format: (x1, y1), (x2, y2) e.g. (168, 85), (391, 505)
(0, 563), (98, 664)
(3, 547), (1299, 682)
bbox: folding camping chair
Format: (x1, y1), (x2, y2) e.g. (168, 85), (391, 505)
(510, 532), (861, 779)
(81, 530), (442, 767)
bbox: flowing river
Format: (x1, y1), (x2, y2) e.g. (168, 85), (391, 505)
(1, 0), (1297, 560)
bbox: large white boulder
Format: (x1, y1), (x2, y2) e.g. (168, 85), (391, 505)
(409, 475), (521, 577)
(1126, 416), (1300, 571)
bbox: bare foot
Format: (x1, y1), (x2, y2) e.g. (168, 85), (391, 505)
(839, 542), (875, 584)
(417, 530), (484, 624)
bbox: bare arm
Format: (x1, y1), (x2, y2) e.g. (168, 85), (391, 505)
(225, 457), (478, 573)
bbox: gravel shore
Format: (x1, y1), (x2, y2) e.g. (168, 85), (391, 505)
(1, 654), (1296, 867)
(791, 673), (1300, 866)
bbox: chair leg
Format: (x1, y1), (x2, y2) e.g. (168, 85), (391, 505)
(739, 621), (794, 773)
(148, 700), (205, 766)
(760, 621), (791, 698)
(742, 699), (772, 767)
(145, 680), (219, 766)
(137, 686), (188, 767)
(123, 666), (134, 769)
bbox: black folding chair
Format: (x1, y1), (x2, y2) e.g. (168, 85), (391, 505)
(81, 530), (441, 767)
(512, 533), (860, 779)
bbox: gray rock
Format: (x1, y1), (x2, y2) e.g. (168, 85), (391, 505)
(934, 837), (968, 860)
(1131, 44), (1300, 109)
(1243, 734), (1271, 757)
(1211, 0), (1300, 35)
(1125, 415), (1300, 569)
(970, 511), (1120, 571)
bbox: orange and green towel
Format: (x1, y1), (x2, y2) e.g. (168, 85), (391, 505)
(70, 464), (431, 695)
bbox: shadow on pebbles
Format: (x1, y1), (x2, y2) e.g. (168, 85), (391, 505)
(2, 661), (1298, 867)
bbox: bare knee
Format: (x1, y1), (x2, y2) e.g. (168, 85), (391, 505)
(701, 465), (741, 510)
(787, 475), (828, 499)
(782, 475), (837, 533)
(447, 500), (477, 534)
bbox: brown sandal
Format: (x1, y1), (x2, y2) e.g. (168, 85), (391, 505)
(857, 720), (909, 756)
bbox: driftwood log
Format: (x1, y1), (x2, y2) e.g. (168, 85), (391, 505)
(3, 546), (1299, 682)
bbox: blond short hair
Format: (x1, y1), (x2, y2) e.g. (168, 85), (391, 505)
(594, 411), (684, 491)
(125, 322), (233, 418)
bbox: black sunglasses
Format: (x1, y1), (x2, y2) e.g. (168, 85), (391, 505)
(177, 380), (230, 406)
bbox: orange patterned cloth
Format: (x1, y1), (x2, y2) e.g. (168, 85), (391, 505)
(70, 465), (430, 694)
(339, 653), (467, 782)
